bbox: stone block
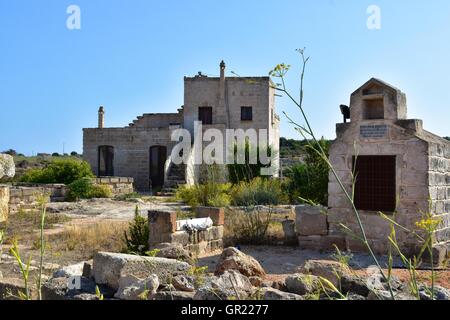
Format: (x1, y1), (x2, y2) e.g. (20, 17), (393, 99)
(0, 186), (10, 222)
(170, 231), (190, 246)
(93, 252), (190, 289)
(208, 226), (224, 241)
(195, 207), (225, 226)
(148, 210), (177, 246)
(295, 205), (328, 236)
(297, 235), (345, 251)
(0, 278), (35, 300)
(208, 239), (223, 252)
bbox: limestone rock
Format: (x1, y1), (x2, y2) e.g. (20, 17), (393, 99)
(194, 270), (253, 300)
(285, 273), (321, 296)
(154, 243), (194, 265)
(53, 262), (85, 278)
(172, 275), (195, 292)
(249, 276), (264, 287)
(0, 154), (15, 179)
(215, 247), (266, 277)
(93, 252), (190, 290)
(295, 205), (328, 236)
(300, 260), (351, 287)
(418, 285), (450, 300)
(367, 290), (417, 300)
(72, 293), (100, 300)
(114, 274), (159, 300)
(347, 293), (366, 300)
(0, 278), (32, 300)
(259, 287), (304, 300)
(41, 276), (114, 300)
(0, 186), (9, 222)
(340, 274), (370, 297)
(270, 279), (288, 292)
(152, 291), (195, 301)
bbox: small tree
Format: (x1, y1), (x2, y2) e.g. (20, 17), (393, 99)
(285, 138), (330, 205)
(3, 149), (17, 156)
(124, 206), (149, 255)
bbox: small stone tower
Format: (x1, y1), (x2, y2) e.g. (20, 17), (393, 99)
(98, 106), (105, 129)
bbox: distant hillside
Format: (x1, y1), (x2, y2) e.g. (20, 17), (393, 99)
(0, 153), (82, 182)
(445, 137), (450, 141)
(280, 137), (332, 158)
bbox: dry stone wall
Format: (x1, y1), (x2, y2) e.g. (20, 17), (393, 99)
(428, 140), (450, 246)
(148, 207), (224, 256)
(91, 177), (134, 196)
(0, 186), (9, 222)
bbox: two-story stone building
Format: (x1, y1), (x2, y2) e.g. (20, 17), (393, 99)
(83, 61), (280, 192)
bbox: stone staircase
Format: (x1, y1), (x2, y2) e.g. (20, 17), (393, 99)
(128, 115), (144, 127)
(159, 163), (187, 196)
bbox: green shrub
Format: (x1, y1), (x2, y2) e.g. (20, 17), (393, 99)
(66, 178), (112, 201)
(230, 177), (287, 206)
(227, 143), (275, 184)
(175, 183), (231, 207)
(20, 158), (94, 185)
(224, 207), (274, 245)
(284, 138), (330, 205)
(124, 206), (149, 255)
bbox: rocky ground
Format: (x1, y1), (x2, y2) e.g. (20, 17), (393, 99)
(0, 197), (450, 300)
(4, 245), (448, 301)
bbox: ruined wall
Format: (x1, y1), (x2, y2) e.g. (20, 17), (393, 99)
(8, 184), (67, 213)
(0, 186), (9, 222)
(92, 177), (134, 196)
(83, 127), (176, 191)
(148, 207), (224, 256)
(130, 113), (182, 128)
(428, 139), (450, 247)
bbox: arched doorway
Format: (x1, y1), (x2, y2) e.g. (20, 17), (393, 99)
(149, 146), (167, 190)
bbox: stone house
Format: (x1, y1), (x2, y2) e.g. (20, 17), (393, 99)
(83, 62), (280, 192)
(325, 78), (450, 259)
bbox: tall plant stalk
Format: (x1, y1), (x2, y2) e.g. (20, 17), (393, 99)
(270, 49), (395, 299)
(37, 195), (48, 300)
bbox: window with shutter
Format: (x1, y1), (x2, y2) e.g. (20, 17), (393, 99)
(353, 155), (396, 212)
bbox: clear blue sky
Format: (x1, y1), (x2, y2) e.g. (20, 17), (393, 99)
(1, 0), (450, 155)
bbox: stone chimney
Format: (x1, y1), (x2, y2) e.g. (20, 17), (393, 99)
(98, 106), (105, 129)
(220, 60), (226, 80)
(219, 60), (230, 126)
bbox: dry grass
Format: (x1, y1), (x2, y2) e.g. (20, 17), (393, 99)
(224, 208), (291, 246)
(1, 210), (71, 245)
(48, 220), (128, 258)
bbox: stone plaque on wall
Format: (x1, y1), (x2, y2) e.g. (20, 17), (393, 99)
(360, 125), (388, 139)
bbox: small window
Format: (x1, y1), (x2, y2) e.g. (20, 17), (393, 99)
(198, 107), (213, 125)
(353, 156), (396, 212)
(363, 98), (384, 120)
(241, 106), (253, 121)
